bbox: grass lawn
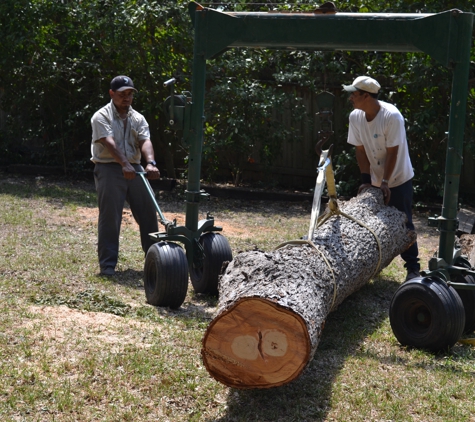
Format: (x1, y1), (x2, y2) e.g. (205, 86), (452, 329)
(1, 173), (475, 421)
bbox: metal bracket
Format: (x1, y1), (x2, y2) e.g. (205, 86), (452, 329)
(428, 256), (449, 272)
(185, 189), (210, 204)
(428, 215), (459, 231)
(148, 215), (222, 268)
(425, 256), (475, 290)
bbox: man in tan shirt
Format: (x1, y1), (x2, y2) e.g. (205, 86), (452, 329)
(91, 75), (160, 276)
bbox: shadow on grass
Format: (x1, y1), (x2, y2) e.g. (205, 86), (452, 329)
(104, 269), (145, 288)
(0, 173), (97, 205)
(207, 276), (403, 422)
(101, 270), (219, 323)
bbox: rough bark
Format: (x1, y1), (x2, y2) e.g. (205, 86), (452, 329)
(460, 234), (475, 267)
(201, 187), (417, 389)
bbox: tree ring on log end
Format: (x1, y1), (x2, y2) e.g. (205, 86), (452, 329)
(201, 297), (310, 389)
(231, 335), (259, 360)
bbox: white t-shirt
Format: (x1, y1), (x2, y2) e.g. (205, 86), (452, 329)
(347, 101), (414, 188)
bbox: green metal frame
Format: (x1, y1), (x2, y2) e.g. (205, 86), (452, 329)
(162, 2), (474, 283)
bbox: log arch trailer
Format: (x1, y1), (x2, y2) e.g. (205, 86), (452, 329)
(144, 2), (474, 352)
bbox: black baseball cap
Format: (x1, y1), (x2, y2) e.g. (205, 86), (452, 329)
(110, 75), (137, 92)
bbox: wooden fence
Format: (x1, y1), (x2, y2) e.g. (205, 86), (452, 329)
(202, 85), (475, 197)
(202, 86), (352, 191)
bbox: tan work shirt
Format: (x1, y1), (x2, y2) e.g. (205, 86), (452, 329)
(90, 100), (150, 164)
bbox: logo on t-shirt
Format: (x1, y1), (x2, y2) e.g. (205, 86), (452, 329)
(374, 133), (383, 139)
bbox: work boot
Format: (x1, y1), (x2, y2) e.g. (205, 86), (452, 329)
(405, 269), (421, 281)
(100, 266), (116, 276)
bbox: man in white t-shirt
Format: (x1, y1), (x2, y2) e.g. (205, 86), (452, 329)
(344, 76), (420, 281)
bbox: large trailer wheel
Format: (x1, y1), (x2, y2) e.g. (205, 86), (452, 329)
(190, 233), (233, 295)
(389, 277), (465, 352)
(454, 273), (475, 334)
(144, 242), (189, 309)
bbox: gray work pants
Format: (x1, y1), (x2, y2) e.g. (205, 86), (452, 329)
(93, 162), (158, 270)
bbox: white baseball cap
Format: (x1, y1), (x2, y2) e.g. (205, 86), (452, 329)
(342, 76), (381, 94)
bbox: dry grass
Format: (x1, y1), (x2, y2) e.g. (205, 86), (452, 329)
(1, 173), (475, 422)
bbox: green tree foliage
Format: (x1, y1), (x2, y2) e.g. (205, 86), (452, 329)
(204, 49), (310, 185)
(1, 0), (474, 198)
(198, 0), (475, 195)
(338, 1), (475, 197)
(0, 0), (192, 176)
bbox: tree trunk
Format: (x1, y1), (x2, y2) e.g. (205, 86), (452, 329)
(201, 187), (417, 389)
(460, 234), (475, 267)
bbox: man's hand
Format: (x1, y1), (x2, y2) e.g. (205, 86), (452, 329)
(139, 139), (160, 180)
(357, 183), (372, 195)
(380, 181), (391, 205)
(122, 162), (136, 180)
(145, 163), (160, 180)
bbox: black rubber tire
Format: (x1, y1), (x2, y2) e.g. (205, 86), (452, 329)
(389, 277), (465, 352)
(454, 274), (475, 334)
(144, 242), (188, 309)
(190, 233), (233, 295)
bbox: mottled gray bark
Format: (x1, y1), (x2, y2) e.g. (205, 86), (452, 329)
(202, 187), (416, 389)
(460, 234), (475, 267)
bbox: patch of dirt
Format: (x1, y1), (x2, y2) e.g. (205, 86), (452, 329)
(76, 207), (259, 238)
(28, 305), (153, 349)
(412, 212), (440, 260)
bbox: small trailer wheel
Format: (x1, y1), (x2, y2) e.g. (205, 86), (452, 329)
(389, 277), (465, 352)
(144, 242), (189, 309)
(190, 233), (233, 295)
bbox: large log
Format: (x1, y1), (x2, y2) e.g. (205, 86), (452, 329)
(460, 234), (475, 267)
(201, 187), (416, 389)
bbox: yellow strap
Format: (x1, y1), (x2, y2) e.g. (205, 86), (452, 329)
(275, 239), (338, 308)
(458, 338), (475, 346)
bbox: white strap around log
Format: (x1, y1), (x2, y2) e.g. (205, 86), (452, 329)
(276, 201), (384, 308)
(316, 198), (383, 279)
(275, 239), (338, 307)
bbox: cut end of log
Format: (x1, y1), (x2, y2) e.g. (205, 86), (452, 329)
(201, 297), (311, 389)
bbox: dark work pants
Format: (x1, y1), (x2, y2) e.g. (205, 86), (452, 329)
(94, 163), (158, 271)
(388, 179), (420, 271)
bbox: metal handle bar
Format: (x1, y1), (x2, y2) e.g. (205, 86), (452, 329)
(163, 77), (176, 87)
(136, 172), (170, 226)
